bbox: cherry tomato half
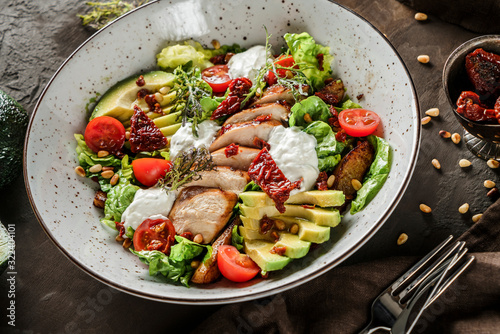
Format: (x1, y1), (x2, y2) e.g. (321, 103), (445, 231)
(84, 116), (126, 153)
(338, 109), (381, 137)
(133, 218), (176, 254)
(266, 55), (296, 86)
(202, 65), (232, 93)
(132, 158), (173, 187)
(217, 245), (260, 282)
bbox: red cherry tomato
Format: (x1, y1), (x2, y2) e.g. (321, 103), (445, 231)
(266, 55), (296, 86)
(217, 245), (260, 282)
(133, 218), (176, 254)
(201, 65), (232, 93)
(84, 116), (126, 153)
(338, 109), (381, 137)
(132, 158), (172, 187)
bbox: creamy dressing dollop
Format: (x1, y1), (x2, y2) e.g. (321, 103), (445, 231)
(267, 126), (319, 194)
(227, 45), (271, 82)
(169, 120), (220, 159)
(121, 187), (177, 230)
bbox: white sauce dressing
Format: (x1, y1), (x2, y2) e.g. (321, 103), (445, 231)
(267, 126), (319, 194)
(169, 120), (220, 159)
(121, 187), (177, 230)
(227, 45), (271, 82)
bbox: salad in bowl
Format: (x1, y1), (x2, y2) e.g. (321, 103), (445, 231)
(73, 31), (390, 287)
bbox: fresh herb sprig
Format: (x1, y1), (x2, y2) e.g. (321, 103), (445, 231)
(171, 67), (213, 134)
(159, 147), (214, 192)
(78, 1), (147, 30)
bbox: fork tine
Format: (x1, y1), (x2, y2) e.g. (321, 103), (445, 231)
(397, 241), (465, 302)
(391, 235), (453, 293)
(424, 254), (475, 308)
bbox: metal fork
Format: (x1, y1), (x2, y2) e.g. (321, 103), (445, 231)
(359, 235), (475, 334)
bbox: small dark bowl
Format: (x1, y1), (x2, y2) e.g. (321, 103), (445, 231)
(443, 35), (500, 144)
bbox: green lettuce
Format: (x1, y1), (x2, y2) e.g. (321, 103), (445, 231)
(131, 236), (210, 287)
(289, 96), (331, 127)
(74, 134), (121, 173)
(100, 155), (139, 229)
(334, 98), (362, 113)
(231, 225), (244, 251)
(284, 32), (334, 91)
(350, 135), (391, 214)
(303, 121), (346, 172)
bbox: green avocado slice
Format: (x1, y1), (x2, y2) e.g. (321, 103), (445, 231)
(239, 190), (345, 208)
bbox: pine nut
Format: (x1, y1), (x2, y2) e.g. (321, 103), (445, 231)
(102, 166), (114, 171)
(154, 92), (163, 103)
(304, 113), (313, 123)
(125, 131), (130, 140)
(211, 39), (221, 49)
(159, 86), (170, 95)
(414, 12), (428, 21)
(419, 204), (432, 213)
(431, 159), (441, 169)
(122, 238), (132, 249)
(75, 166), (86, 177)
(472, 214), (483, 223)
(351, 179), (362, 191)
(487, 187), (499, 198)
(290, 223), (299, 235)
(274, 219), (286, 231)
(439, 130), (451, 138)
(101, 170), (114, 179)
(98, 150), (109, 158)
(484, 180), (496, 188)
(115, 235), (124, 242)
(425, 108), (439, 117)
(89, 164), (102, 173)
(451, 133), (461, 144)
(327, 175), (335, 188)
(193, 234), (203, 244)
(190, 260), (201, 269)
(487, 159), (500, 169)
(397, 233), (408, 245)
(110, 173), (120, 186)
(458, 203), (469, 214)
(459, 159), (471, 168)
(421, 116), (431, 125)
(417, 55), (430, 64)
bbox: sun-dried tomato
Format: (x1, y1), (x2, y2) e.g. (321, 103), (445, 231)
(259, 215), (274, 234)
(209, 52), (235, 65)
(211, 77), (253, 120)
(465, 48), (500, 100)
(136, 75), (145, 87)
(129, 105), (167, 153)
(315, 171), (328, 191)
(144, 94), (162, 113)
(316, 53), (324, 71)
(224, 143), (239, 158)
(270, 246), (287, 256)
(335, 128), (347, 142)
(252, 137), (271, 150)
(248, 148), (302, 213)
(115, 222), (126, 237)
(254, 114), (272, 123)
(137, 88), (150, 99)
(456, 91), (496, 122)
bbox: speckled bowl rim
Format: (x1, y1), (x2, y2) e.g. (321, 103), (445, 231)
(442, 34), (500, 128)
(24, 0), (420, 305)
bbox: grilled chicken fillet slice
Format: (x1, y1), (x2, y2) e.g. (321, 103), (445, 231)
(209, 119), (282, 152)
(183, 166), (250, 194)
(168, 186), (238, 244)
(223, 103), (290, 125)
(211, 146), (260, 171)
(249, 85), (308, 106)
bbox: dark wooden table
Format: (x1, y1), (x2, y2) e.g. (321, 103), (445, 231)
(0, 0), (497, 332)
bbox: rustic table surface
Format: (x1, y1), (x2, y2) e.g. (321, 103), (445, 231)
(0, 0), (497, 332)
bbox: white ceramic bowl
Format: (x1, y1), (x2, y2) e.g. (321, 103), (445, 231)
(24, 0), (420, 304)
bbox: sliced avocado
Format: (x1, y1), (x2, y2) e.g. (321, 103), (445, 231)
(274, 233), (310, 259)
(239, 190), (345, 208)
(244, 240), (291, 272)
(153, 111), (182, 128)
(160, 123), (182, 137)
(239, 225), (274, 242)
(239, 204), (341, 228)
(240, 216), (262, 230)
(278, 217), (330, 243)
(90, 71), (176, 122)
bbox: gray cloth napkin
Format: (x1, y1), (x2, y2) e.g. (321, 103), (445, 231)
(397, 0), (500, 34)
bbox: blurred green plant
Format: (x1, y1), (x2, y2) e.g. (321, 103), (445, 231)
(78, 1), (149, 30)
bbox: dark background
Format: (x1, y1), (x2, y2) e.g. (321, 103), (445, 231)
(0, 0), (498, 332)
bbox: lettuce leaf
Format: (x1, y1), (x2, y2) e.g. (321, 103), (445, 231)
(74, 133), (121, 173)
(284, 32), (334, 91)
(350, 136), (391, 214)
(231, 225), (244, 251)
(289, 96), (331, 127)
(130, 236), (209, 287)
(303, 121), (346, 172)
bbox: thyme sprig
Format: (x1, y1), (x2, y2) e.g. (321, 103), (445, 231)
(78, 1), (147, 30)
(171, 67), (213, 135)
(159, 147), (215, 192)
